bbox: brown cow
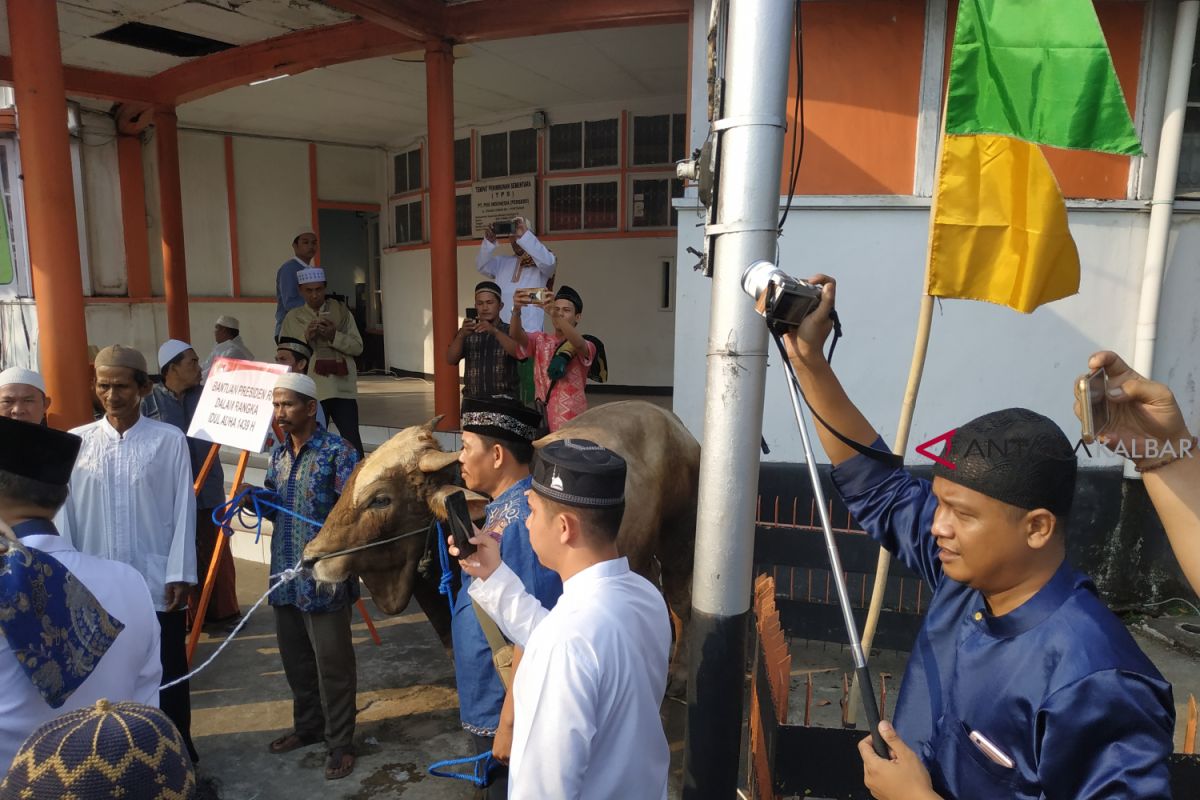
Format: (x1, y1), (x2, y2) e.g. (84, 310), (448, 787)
(304, 400), (699, 681)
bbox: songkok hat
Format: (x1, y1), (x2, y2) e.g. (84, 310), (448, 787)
(296, 267), (326, 285)
(294, 224), (316, 240)
(0, 700), (196, 800)
(0, 417), (81, 485)
(474, 280), (502, 300)
(555, 285), (583, 314)
(157, 339), (193, 370)
(93, 345), (147, 374)
(276, 336), (313, 361)
(532, 439), (626, 508)
(461, 396), (540, 444)
(932, 407), (1077, 516)
(0, 367), (45, 394)
(215, 315), (240, 330)
(274, 372), (317, 400)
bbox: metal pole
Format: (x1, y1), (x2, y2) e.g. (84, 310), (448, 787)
(683, 0), (795, 795)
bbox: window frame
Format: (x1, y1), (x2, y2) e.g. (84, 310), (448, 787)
(546, 117), (621, 173)
(390, 197), (425, 246)
(627, 172), (685, 230)
(478, 128), (538, 179)
(543, 175), (621, 234)
(629, 112), (688, 168)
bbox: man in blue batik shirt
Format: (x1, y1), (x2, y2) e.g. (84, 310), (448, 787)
(455, 397), (562, 799)
(249, 372), (361, 781)
(782, 275), (1174, 800)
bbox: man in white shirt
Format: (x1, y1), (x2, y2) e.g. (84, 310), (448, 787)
(202, 314), (256, 381)
(0, 416), (161, 774)
(476, 217), (556, 333)
(455, 439), (672, 799)
(0, 367), (51, 425)
(55, 344), (198, 762)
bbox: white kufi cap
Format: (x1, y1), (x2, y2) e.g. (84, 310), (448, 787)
(0, 367), (46, 394)
(215, 315), (240, 330)
(157, 339), (193, 370)
(294, 225), (316, 240)
(274, 372), (317, 399)
(296, 267), (326, 285)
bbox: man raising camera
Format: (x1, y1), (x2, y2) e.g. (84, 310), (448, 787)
(781, 275), (1173, 800)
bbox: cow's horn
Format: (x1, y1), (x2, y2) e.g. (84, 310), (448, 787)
(421, 415), (445, 433)
(418, 449), (460, 473)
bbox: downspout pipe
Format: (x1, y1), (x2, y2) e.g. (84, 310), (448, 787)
(1129, 0), (1199, 478)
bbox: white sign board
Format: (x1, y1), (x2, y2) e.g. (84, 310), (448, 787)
(186, 358), (290, 452)
(471, 177), (536, 237)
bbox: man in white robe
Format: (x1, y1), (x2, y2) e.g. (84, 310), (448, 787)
(456, 439), (672, 799)
(0, 416), (160, 774)
(202, 314), (256, 380)
(476, 217), (557, 332)
(54, 345), (198, 762)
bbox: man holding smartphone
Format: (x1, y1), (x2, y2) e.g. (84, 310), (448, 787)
(784, 275), (1174, 800)
(447, 281), (523, 400)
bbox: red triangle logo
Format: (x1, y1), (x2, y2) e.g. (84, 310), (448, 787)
(915, 428), (957, 469)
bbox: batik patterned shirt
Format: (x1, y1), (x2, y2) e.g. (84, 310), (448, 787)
(520, 333), (596, 432)
(264, 428), (360, 612)
(463, 321), (520, 399)
(451, 477), (562, 735)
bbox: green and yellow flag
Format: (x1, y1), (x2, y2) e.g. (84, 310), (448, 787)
(927, 0), (1141, 313)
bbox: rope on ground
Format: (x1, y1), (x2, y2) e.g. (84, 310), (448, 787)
(159, 559), (304, 691)
(428, 751), (497, 788)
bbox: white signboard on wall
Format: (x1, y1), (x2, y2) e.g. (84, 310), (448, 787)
(471, 177), (536, 237)
(187, 358), (290, 452)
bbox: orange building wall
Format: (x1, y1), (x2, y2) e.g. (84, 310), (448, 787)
(780, 0), (926, 195)
(943, 0), (1145, 200)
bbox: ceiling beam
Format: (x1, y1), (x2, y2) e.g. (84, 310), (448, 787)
(446, 0), (690, 43)
(0, 57), (161, 104)
(320, 0), (444, 40)
(152, 19), (420, 105)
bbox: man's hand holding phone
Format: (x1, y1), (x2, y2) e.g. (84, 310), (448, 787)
(449, 526), (501, 580)
(1077, 351), (1191, 457)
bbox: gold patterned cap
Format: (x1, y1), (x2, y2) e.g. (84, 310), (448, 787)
(0, 700), (196, 800)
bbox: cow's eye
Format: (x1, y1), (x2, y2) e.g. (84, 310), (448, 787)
(368, 495), (391, 509)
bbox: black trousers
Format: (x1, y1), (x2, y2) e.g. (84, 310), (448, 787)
(158, 609), (198, 762)
(321, 398), (364, 457)
(274, 604), (357, 751)
(471, 733), (509, 800)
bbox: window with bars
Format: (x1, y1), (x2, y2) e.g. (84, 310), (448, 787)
(454, 137), (471, 183)
(455, 192), (472, 237)
(479, 128), (538, 179)
(393, 199), (423, 244)
(393, 148), (422, 194)
(547, 179), (619, 232)
(631, 177), (685, 229)
(1179, 54), (1200, 197)
(548, 118), (620, 171)
(631, 113), (688, 166)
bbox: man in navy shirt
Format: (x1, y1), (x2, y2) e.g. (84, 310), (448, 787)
(783, 275), (1174, 800)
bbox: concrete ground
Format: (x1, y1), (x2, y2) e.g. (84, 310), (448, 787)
(188, 560), (687, 800)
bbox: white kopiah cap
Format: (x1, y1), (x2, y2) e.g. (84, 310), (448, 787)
(274, 372), (317, 399)
(296, 267), (326, 285)
(294, 224), (316, 240)
(215, 315), (240, 330)
(0, 367), (46, 394)
(157, 339), (193, 370)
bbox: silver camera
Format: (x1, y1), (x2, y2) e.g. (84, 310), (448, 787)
(741, 261), (822, 332)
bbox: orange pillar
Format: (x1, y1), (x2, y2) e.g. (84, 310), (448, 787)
(7, 0), (92, 428)
(155, 109), (190, 340)
(425, 41), (460, 428)
(117, 135), (151, 298)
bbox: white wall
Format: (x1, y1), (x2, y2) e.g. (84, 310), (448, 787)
(382, 235), (679, 386)
(674, 199), (1200, 464)
(179, 131), (233, 296)
(317, 143), (384, 203)
(79, 111), (125, 296)
(232, 137), (311, 297)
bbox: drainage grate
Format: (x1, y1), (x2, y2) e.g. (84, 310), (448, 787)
(94, 22), (234, 58)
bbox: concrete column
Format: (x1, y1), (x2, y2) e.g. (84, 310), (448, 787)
(117, 134), (151, 298)
(425, 41), (460, 428)
(155, 108), (190, 341)
(7, 0), (92, 427)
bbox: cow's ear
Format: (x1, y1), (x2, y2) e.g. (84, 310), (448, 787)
(418, 449), (460, 474)
(428, 485), (490, 522)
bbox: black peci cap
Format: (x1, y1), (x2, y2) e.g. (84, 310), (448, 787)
(0, 417), (81, 486)
(531, 439), (625, 508)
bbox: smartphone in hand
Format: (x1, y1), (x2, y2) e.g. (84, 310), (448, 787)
(444, 490), (477, 558)
(1077, 369), (1110, 444)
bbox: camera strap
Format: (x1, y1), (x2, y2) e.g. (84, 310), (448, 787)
(773, 329), (903, 469)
